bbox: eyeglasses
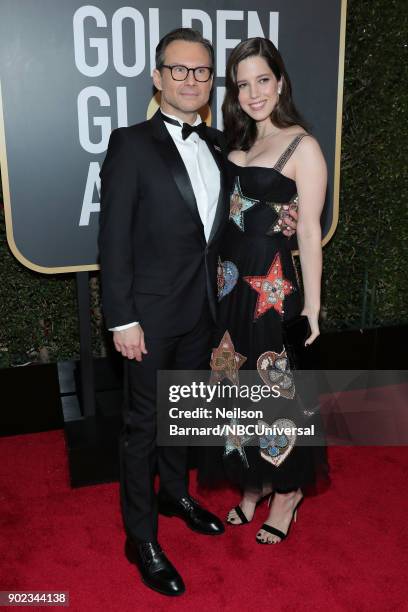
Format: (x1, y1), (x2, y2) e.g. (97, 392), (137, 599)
(161, 64), (213, 82)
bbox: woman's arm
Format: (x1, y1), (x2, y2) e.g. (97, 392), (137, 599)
(294, 137), (327, 344)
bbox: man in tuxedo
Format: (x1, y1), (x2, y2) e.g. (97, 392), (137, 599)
(98, 28), (297, 596)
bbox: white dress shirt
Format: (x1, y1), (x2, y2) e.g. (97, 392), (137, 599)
(110, 109), (221, 332)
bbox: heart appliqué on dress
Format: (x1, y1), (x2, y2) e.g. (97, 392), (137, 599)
(217, 259), (239, 301)
(257, 349), (295, 399)
(258, 418), (297, 466)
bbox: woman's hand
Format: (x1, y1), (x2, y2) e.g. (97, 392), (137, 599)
(295, 137), (326, 348)
(301, 309), (320, 346)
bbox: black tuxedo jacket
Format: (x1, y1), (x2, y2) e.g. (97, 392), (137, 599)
(98, 110), (229, 337)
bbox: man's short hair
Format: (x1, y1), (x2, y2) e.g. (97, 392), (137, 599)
(155, 28), (214, 70)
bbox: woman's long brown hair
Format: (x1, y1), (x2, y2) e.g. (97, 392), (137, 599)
(222, 37), (308, 152)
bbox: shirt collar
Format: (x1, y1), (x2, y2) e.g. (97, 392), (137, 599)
(160, 109), (202, 128)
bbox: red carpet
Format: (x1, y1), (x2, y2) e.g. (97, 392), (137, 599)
(0, 431), (407, 611)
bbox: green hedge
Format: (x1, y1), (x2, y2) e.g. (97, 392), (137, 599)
(0, 0), (407, 366)
(321, 0), (408, 329)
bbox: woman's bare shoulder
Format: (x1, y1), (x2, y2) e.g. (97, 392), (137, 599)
(295, 133), (323, 158)
(275, 126), (321, 157)
(294, 134), (327, 175)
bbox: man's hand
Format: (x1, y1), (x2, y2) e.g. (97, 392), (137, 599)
(113, 325), (148, 361)
(281, 206), (298, 238)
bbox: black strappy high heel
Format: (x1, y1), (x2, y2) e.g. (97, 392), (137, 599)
(256, 496), (303, 544)
(226, 491), (275, 526)
(226, 505), (249, 525)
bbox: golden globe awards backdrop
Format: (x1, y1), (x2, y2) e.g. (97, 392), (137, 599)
(0, 1), (346, 273)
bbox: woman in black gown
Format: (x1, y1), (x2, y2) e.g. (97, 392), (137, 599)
(202, 38), (329, 544)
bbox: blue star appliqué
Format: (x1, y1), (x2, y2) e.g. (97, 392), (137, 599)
(229, 177), (259, 231)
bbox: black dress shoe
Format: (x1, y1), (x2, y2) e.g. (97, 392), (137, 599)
(159, 494), (225, 535)
(125, 539), (185, 596)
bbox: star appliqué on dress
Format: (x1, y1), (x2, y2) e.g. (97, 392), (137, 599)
(265, 194), (299, 235)
(224, 417), (253, 468)
(229, 177), (259, 231)
(243, 253), (294, 319)
(210, 330), (247, 385)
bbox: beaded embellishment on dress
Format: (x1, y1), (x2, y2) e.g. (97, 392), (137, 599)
(243, 253), (294, 320)
(210, 330), (247, 385)
(273, 134), (309, 173)
(258, 418), (297, 466)
(217, 258), (239, 301)
(229, 176), (259, 231)
(257, 349), (295, 399)
(265, 194), (299, 236)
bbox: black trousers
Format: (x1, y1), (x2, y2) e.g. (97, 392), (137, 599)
(119, 304), (213, 543)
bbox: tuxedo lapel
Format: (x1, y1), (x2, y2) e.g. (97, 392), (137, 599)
(203, 130), (223, 173)
(206, 137), (229, 246)
(150, 111), (204, 236)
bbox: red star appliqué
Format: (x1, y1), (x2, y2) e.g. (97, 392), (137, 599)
(243, 253), (294, 319)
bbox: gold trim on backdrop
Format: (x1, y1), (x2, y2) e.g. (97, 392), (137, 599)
(292, 0), (347, 256)
(322, 0), (347, 247)
(0, 80), (99, 274)
(0, 0), (347, 273)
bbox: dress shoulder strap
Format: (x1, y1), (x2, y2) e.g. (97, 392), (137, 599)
(273, 133), (310, 173)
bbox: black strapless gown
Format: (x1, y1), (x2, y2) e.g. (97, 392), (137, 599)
(199, 138), (329, 494)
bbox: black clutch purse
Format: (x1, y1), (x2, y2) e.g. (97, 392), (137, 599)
(282, 315), (312, 370)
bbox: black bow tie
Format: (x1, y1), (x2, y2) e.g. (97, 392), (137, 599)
(181, 122), (208, 141)
(160, 112), (208, 141)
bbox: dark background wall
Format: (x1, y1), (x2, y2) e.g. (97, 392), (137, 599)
(0, 0), (407, 367)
